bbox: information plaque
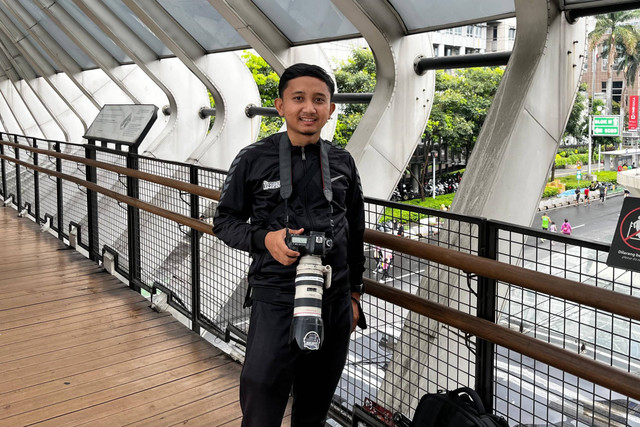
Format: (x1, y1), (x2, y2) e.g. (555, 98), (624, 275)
(84, 104), (158, 147)
(607, 196), (640, 271)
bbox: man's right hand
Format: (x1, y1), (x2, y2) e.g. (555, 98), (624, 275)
(264, 228), (304, 265)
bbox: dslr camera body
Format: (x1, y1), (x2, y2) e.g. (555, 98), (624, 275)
(285, 230), (333, 256)
(286, 230), (333, 351)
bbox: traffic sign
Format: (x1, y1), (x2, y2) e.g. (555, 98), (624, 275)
(592, 115), (621, 137)
(576, 171), (582, 180)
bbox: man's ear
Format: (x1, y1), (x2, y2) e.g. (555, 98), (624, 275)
(330, 102), (336, 116)
(274, 98), (284, 116)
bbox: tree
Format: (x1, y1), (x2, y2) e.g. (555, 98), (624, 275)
(425, 67), (503, 155)
(612, 27), (640, 113)
(241, 51), (283, 139)
(588, 11), (640, 114)
(333, 47), (376, 147)
(563, 83), (588, 143)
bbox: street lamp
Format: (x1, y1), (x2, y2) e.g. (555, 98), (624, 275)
(431, 150), (438, 199)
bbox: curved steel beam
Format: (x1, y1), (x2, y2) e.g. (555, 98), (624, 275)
(34, 0), (140, 104)
(122, 0), (261, 170)
(72, 0), (202, 159)
(331, 0), (435, 200)
(208, 0), (338, 141)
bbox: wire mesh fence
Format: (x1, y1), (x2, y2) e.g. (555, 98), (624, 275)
(492, 223), (640, 426)
(1, 132), (639, 426)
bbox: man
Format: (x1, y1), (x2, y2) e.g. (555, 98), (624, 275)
(598, 181), (606, 202)
(541, 212), (550, 242)
(213, 63), (366, 426)
(584, 186), (590, 204)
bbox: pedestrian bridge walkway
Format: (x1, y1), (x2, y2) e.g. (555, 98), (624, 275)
(0, 206), (250, 426)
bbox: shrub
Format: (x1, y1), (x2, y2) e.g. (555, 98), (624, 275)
(543, 186), (560, 198)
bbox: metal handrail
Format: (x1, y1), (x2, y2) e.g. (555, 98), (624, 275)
(2, 139), (640, 403)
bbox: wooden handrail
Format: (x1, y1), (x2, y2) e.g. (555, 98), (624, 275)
(365, 229), (640, 323)
(364, 279), (640, 401)
(0, 154), (213, 236)
(0, 139), (221, 202)
(3, 144), (640, 403)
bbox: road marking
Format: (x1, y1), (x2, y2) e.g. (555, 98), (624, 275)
(573, 224), (585, 229)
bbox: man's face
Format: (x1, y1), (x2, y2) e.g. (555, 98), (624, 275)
(275, 76), (336, 146)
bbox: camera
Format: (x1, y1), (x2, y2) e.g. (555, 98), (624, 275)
(290, 254), (332, 351)
(286, 231), (333, 256)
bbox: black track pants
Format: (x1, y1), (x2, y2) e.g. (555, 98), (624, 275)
(240, 292), (352, 427)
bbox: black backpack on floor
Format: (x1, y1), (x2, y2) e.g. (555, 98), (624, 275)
(411, 387), (509, 427)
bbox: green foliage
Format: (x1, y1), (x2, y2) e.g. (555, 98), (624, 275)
(543, 186), (560, 198)
(555, 153), (590, 168)
(381, 193), (456, 224)
(552, 170), (617, 190)
(241, 51), (284, 138)
(207, 90), (216, 131)
(333, 47), (376, 147)
(425, 67), (503, 152)
(563, 83), (587, 141)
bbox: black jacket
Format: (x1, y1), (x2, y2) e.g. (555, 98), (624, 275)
(213, 132), (365, 303)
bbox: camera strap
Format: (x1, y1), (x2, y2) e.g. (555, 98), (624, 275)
(278, 132), (334, 232)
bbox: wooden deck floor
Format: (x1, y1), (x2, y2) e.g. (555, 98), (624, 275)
(0, 206), (248, 426)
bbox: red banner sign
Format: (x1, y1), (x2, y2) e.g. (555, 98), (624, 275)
(629, 95), (638, 130)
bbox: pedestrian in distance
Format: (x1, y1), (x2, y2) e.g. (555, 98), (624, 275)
(561, 218), (572, 236)
(380, 248), (393, 281)
(549, 221), (557, 245)
(599, 182), (606, 202)
(397, 222), (405, 238)
(374, 246), (382, 272)
(541, 212), (550, 242)
(584, 187), (590, 204)
(212, 63), (366, 427)
(575, 188), (581, 205)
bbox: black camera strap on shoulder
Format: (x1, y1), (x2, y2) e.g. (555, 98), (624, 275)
(278, 132), (334, 237)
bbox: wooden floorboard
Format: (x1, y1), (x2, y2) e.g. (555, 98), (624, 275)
(0, 207), (247, 426)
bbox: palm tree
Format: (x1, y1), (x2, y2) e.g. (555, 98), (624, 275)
(615, 30), (640, 111)
(588, 11), (640, 114)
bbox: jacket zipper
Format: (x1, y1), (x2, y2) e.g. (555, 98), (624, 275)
(300, 146), (316, 231)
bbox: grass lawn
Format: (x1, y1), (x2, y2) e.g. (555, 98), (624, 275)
(382, 193), (455, 224)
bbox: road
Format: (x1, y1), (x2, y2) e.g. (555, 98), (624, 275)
(534, 192), (625, 244)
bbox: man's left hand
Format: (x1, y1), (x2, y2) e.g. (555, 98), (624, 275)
(350, 292), (360, 333)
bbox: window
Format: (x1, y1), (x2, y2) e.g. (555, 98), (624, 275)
(455, 27), (463, 35)
(508, 28), (516, 40)
(602, 81), (623, 103)
(433, 44), (440, 57)
(444, 45), (461, 56)
(467, 26), (474, 37)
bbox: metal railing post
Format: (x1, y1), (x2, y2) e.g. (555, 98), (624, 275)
(33, 138), (40, 222)
(190, 165), (201, 334)
(126, 149), (142, 291)
(85, 141), (99, 261)
(14, 135), (21, 210)
(0, 134), (6, 199)
(475, 219), (498, 412)
(55, 142), (64, 240)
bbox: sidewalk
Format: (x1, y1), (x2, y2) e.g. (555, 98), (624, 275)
(538, 186), (624, 211)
